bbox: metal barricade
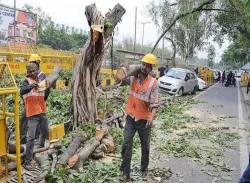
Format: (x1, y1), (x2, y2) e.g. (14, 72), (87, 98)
(0, 62), (21, 183)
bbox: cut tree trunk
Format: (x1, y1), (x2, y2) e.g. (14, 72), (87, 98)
(56, 135), (87, 168)
(94, 144), (107, 154)
(71, 4), (126, 127)
(101, 134), (115, 153)
(34, 152), (51, 181)
(73, 140), (100, 172)
(92, 152), (105, 159)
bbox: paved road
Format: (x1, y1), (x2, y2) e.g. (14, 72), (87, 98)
(161, 82), (250, 183)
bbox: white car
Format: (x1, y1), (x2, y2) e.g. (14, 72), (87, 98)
(197, 78), (207, 90)
(158, 68), (199, 96)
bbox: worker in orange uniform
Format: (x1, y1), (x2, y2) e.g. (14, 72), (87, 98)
(20, 54), (48, 144)
(20, 63), (49, 170)
(119, 53), (159, 181)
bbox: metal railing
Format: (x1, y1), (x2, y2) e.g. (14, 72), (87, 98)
(0, 62), (21, 183)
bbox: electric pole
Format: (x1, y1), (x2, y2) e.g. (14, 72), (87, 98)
(138, 21), (150, 50)
(134, 7), (137, 61)
(14, 0), (16, 45)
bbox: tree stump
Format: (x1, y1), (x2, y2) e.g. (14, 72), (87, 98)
(71, 4), (126, 128)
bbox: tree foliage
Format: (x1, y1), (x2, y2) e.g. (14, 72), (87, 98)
(215, 0), (250, 41)
(222, 34), (250, 67)
(216, 0), (250, 67)
(147, 0), (214, 64)
(207, 45), (215, 68)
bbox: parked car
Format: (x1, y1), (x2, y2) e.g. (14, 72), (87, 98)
(236, 70), (244, 78)
(197, 77), (207, 90)
(158, 68), (199, 96)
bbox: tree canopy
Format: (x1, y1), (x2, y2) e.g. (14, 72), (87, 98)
(147, 0), (250, 68)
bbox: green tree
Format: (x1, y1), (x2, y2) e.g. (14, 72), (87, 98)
(215, 0), (250, 41)
(71, 33), (88, 49)
(207, 45), (215, 68)
(222, 34), (250, 67)
(147, 0), (213, 64)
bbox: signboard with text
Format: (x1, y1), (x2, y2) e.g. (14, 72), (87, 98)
(0, 5), (37, 45)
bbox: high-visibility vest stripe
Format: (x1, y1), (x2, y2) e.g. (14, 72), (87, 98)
(125, 75), (157, 120)
(23, 77), (46, 117)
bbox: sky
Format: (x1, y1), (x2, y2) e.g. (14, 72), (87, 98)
(2, 0), (230, 62)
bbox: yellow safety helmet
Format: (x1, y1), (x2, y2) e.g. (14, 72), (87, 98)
(29, 54), (41, 62)
(141, 53), (157, 66)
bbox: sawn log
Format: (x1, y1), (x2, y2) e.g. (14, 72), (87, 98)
(56, 135), (87, 168)
(73, 140), (100, 172)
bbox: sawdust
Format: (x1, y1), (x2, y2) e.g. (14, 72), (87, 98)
(184, 108), (220, 124)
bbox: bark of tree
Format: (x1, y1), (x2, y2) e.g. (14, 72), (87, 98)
(101, 134), (115, 153)
(34, 149), (57, 182)
(165, 37), (176, 67)
(71, 4), (125, 127)
(56, 135), (87, 168)
(73, 140), (100, 172)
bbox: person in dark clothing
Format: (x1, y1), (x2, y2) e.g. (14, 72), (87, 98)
(119, 54), (159, 181)
(247, 78), (250, 94)
(227, 71), (233, 81)
(217, 71), (221, 82)
(20, 54), (48, 144)
(222, 71), (226, 86)
(194, 67), (199, 75)
(164, 65), (169, 74)
(158, 66), (166, 77)
(20, 63), (49, 170)
(239, 154), (250, 183)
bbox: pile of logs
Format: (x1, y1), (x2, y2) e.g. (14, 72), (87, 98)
(38, 109), (125, 179)
(6, 110), (126, 181)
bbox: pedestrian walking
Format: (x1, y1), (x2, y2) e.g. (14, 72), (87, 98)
(20, 63), (49, 170)
(222, 70), (226, 86)
(217, 71), (221, 82)
(118, 53), (159, 181)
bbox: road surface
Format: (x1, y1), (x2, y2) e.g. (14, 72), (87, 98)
(160, 82), (250, 183)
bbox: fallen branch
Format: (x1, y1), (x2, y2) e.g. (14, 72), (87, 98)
(34, 152), (51, 182)
(51, 153), (57, 175)
(74, 140), (100, 172)
(104, 111), (124, 125)
(101, 135), (115, 153)
(94, 144), (107, 154)
(92, 152), (105, 159)
(56, 135), (87, 168)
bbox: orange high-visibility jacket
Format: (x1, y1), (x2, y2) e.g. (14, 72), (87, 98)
(23, 78), (47, 117)
(125, 75), (157, 120)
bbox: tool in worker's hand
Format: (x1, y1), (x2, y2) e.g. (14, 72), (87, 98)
(38, 66), (63, 92)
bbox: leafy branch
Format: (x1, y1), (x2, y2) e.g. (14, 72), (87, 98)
(151, 0), (216, 53)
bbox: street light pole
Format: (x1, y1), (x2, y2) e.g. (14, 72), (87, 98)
(133, 7), (137, 61)
(14, 0), (16, 45)
(138, 21), (150, 50)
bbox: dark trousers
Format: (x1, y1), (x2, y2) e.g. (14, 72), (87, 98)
(120, 115), (151, 176)
(20, 109), (41, 144)
(239, 154), (250, 183)
(25, 114), (48, 162)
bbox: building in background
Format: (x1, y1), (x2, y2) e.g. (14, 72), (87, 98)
(55, 23), (86, 35)
(0, 4), (37, 46)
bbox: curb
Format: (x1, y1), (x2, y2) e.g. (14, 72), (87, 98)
(240, 86), (250, 121)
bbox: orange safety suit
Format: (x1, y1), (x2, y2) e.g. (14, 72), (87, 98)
(22, 77), (47, 117)
(125, 75), (157, 120)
